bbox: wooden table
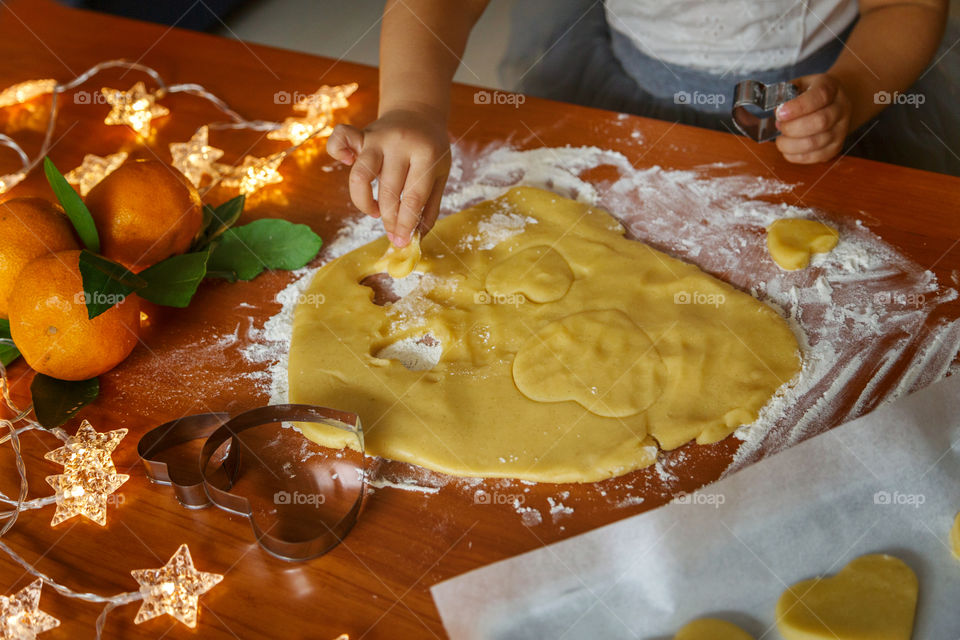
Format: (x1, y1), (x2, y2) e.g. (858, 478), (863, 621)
(0, 2), (958, 638)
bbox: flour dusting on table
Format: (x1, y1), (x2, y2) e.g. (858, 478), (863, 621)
(241, 142), (960, 508)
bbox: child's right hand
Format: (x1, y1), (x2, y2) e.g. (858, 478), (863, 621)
(327, 106), (450, 248)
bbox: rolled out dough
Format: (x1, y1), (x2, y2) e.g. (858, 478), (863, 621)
(766, 218), (839, 270)
(673, 618), (753, 640)
(288, 187), (801, 482)
(775, 554), (918, 640)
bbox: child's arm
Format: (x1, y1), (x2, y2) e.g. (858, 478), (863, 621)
(775, 0), (947, 164)
(327, 0), (490, 247)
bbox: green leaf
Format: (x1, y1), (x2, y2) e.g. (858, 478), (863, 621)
(0, 318), (20, 367)
(78, 250), (146, 319)
(138, 251), (210, 307)
(43, 157), (100, 252)
(30, 374), (99, 428)
(206, 219), (322, 281)
(194, 195), (245, 250)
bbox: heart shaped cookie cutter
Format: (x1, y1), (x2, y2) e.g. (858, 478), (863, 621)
(138, 404), (366, 562)
(731, 80), (800, 142)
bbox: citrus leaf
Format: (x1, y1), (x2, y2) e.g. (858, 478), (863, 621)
(78, 250), (146, 319)
(206, 219), (322, 281)
(194, 195), (245, 250)
(138, 251), (210, 307)
(31, 374), (99, 428)
(0, 318), (20, 367)
(43, 157), (100, 252)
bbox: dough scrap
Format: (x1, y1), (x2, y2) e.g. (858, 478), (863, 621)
(766, 218), (839, 270)
(674, 618), (753, 640)
(289, 187), (801, 482)
(484, 244), (573, 303)
(375, 231), (422, 278)
(775, 554), (918, 640)
(951, 511), (960, 560)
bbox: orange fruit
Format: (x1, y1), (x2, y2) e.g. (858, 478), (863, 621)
(0, 197), (80, 318)
(8, 250), (140, 380)
(85, 159), (203, 271)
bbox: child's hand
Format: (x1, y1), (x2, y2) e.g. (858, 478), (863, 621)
(327, 107), (450, 247)
(775, 74), (852, 164)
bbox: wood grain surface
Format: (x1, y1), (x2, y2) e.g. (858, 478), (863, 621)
(0, 1), (958, 638)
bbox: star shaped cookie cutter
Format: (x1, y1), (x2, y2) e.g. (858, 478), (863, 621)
(731, 80), (800, 143)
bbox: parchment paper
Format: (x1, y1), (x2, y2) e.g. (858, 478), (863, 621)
(431, 375), (960, 639)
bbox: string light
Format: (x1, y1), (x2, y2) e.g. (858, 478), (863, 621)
(267, 114), (332, 146)
(0, 172), (26, 195)
(64, 152), (128, 196)
(169, 125), (224, 188)
(130, 544), (222, 629)
(0, 579), (60, 640)
(294, 83), (358, 117)
(0, 80), (56, 109)
(268, 83), (358, 146)
(43, 421), (129, 526)
(217, 153), (284, 195)
(100, 81), (169, 137)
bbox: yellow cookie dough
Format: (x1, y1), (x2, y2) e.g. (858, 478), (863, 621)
(674, 618), (753, 640)
(289, 187), (801, 482)
(951, 511), (960, 560)
(776, 554), (918, 640)
(375, 231), (421, 278)
(766, 218), (839, 270)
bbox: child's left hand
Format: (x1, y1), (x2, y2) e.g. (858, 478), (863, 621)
(775, 74), (853, 164)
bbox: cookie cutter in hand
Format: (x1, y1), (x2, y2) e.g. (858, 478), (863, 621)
(731, 80), (800, 142)
(138, 404), (367, 562)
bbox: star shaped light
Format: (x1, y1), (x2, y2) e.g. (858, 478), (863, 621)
(293, 83), (358, 118)
(131, 544), (223, 629)
(44, 420), (129, 526)
(0, 171), (26, 196)
(0, 579), (60, 640)
(0, 79), (56, 109)
(216, 154), (283, 195)
(169, 125), (224, 188)
(64, 151), (128, 196)
(100, 81), (169, 136)
(266, 114), (332, 145)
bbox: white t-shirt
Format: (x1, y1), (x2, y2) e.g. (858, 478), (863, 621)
(605, 0), (859, 73)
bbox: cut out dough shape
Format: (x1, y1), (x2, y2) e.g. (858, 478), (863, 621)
(776, 554), (917, 640)
(951, 511), (960, 560)
(375, 231), (421, 278)
(766, 218), (839, 270)
(674, 618), (753, 640)
(513, 310), (666, 418)
(289, 187), (801, 482)
(484, 244), (574, 303)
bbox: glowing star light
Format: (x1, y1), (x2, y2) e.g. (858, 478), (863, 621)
(131, 544), (223, 629)
(0, 579), (60, 640)
(217, 154), (283, 195)
(44, 420), (130, 526)
(267, 113), (332, 146)
(101, 81), (169, 136)
(0, 79), (56, 109)
(169, 126), (224, 188)
(293, 83), (358, 118)
(64, 151), (128, 196)
(0, 171), (26, 196)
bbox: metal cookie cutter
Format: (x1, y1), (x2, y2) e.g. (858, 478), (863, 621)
(731, 80), (800, 142)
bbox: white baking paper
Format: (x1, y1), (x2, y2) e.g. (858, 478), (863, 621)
(431, 375), (960, 639)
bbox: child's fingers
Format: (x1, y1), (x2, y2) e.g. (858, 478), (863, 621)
(377, 158), (410, 240)
(775, 127), (835, 156)
(417, 177), (445, 236)
(777, 104), (840, 138)
(348, 147), (383, 218)
(776, 76), (837, 121)
(327, 124), (363, 165)
(393, 165), (435, 246)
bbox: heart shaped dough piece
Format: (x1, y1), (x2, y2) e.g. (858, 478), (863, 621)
(766, 218), (838, 270)
(776, 554), (918, 640)
(376, 231), (422, 279)
(673, 618), (753, 640)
